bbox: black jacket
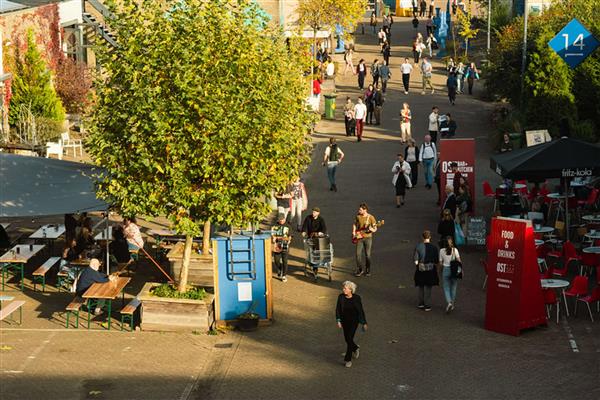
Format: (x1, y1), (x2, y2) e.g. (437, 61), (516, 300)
(302, 215), (327, 236)
(442, 193), (457, 218)
(336, 293), (367, 324)
(76, 267), (109, 297)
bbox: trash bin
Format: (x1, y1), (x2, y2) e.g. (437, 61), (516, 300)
(324, 94), (337, 120)
(509, 132), (523, 149)
(384, 5), (390, 16)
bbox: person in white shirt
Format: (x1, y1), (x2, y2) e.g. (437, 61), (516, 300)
(123, 217), (144, 251)
(353, 97), (367, 142)
(439, 236), (462, 313)
(420, 57), (434, 95)
(419, 135), (437, 189)
(391, 153), (412, 207)
(399, 103), (412, 144)
(400, 58), (413, 94)
(322, 138), (345, 192)
(428, 106), (440, 143)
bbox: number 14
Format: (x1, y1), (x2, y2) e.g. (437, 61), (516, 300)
(562, 33), (585, 51)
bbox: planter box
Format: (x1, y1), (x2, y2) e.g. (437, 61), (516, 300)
(167, 242), (214, 287)
(138, 282), (215, 332)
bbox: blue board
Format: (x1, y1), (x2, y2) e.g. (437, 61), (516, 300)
(214, 234), (270, 321)
(548, 19), (599, 69)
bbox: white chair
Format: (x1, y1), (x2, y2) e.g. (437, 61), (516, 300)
(46, 140), (63, 160)
(61, 132), (83, 157)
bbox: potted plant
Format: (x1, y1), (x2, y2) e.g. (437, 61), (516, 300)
(237, 301), (260, 332)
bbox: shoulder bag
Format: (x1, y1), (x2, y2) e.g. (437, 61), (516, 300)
(450, 248), (463, 279)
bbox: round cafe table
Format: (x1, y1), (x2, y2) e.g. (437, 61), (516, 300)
(584, 232), (600, 241)
(546, 192), (576, 199)
(534, 226), (555, 234)
(582, 215), (600, 223)
(540, 278), (571, 321)
(499, 183), (527, 190)
(535, 239), (545, 246)
(582, 247), (600, 254)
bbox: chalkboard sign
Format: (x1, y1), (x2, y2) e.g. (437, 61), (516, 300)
(467, 216), (487, 245)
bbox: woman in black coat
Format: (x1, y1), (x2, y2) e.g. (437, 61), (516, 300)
(335, 281), (367, 368)
(413, 230), (439, 311)
(437, 208), (455, 247)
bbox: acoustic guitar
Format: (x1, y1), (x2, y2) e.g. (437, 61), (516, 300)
(351, 220), (385, 244)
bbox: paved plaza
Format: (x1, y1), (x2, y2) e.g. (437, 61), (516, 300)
(1, 14), (599, 400)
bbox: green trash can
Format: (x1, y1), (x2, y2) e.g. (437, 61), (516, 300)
(384, 6), (390, 16)
(324, 94), (337, 120)
(509, 132), (523, 149)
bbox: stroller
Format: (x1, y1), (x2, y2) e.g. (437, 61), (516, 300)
(303, 235), (334, 282)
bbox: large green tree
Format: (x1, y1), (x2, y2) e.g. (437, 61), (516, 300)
(9, 30), (65, 126)
(87, 0), (312, 292)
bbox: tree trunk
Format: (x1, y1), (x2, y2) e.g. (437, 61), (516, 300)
(177, 234), (193, 293)
(202, 220), (211, 255)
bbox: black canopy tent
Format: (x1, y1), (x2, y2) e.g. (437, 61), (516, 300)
(490, 137), (600, 240)
(0, 153), (111, 272)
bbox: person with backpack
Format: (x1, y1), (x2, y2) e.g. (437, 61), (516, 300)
(419, 135), (437, 189)
(322, 138), (345, 192)
(370, 59), (380, 87)
(413, 230), (439, 312)
(379, 60), (391, 93)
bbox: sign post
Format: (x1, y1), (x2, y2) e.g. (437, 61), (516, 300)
(548, 19), (599, 69)
(485, 217), (546, 336)
(440, 138), (476, 211)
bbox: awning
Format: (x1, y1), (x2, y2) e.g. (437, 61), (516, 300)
(0, 153), (108, 217)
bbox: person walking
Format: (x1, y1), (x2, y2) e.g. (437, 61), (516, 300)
(420, 0), (427, 16)
(354, 97), (367, 142)
(323, 138), (345, 192)
(455, 62), (465, 93)
(370, 59), (380, 87)
(290, 177), (308, 231)
(357, 59), (366, 90)
(378, 28), (387, 52)
(373, 84), (384, 125)
(446, 71), (457, 105)
(412, 39), (420, 64)
(370, 11), (377, 34)
(382, 14), (391, 36)
(437, 208), (455, 247)
(343, 97), (355, 136)
(442, 185), (457, 218)
(400, 58), (413, 94)
(426, 33), (436, 58)
(426, 16), (434, 36)
(420, 57), (434, 95)
(271, 215), (291, 282)
(379, 60), (391, 93)
(434, 152), (441, 205)
(419, 135), (437, 189)
(429, 0), (435, 18)
(404, 139), (419, 187)
(428, 106), (440, 143)
(352, 203), (378, 276)
(465, 62), (480, 95)
(399, 102), (412, 144)
(439, 236), (462, 313)
(336, 281), (367, 368)
(274, 186), (292, 222)
(413, 230), (439, 311)
(364, 84), (375, 125)
(343, 47), (355, 75)
(392, 153), (412, 207)
(382, 41), (391, 66)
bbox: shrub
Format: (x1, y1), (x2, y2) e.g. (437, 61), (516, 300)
(150, 283), (206, 300)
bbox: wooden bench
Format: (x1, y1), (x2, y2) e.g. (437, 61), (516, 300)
(65, 297), (86, 329)
(0, 300), (25, 325)
(120, 298), (141, 331)
(32, 257), (61, 292)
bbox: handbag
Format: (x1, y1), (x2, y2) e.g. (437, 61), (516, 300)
(450, 249), (463, 279)
(454, 221), (465, 246)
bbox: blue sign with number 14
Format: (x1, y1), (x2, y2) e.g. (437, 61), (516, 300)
(548, 19), (599, 69)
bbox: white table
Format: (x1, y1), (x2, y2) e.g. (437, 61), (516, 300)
(95, 226), (114, 241)
(584, 232), (600, 240)
(0, 244), (46, 291)
(582, 247), (600, 254)
(540, 278), (571, 321)
(582, 215), (600, 223)
(29, 224), (65, 239)
(535, 239), (544, 246)
(547, 192), (575, 199)
(534, 226), (555, 234)
(499, 183), (526, 190)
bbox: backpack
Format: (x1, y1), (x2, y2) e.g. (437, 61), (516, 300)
(328, 144), (339, 162)
(371, 64), (379, 77)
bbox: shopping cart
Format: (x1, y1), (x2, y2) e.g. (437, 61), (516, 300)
(303, 236), (334, 281)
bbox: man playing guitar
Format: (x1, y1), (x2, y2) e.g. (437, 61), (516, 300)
(271, 214), (291, 282)
(353, 203), (378, 277)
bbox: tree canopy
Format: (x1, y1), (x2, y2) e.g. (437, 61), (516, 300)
(86, 0), (313, 237)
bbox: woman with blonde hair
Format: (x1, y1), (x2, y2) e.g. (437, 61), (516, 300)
(439, 236), (462, 313)
(404, 138), (419, 187)
(335, 281), (367, 368)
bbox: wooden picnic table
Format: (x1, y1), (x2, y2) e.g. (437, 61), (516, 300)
(29, 224), (65, 240)
(94, 226), (113, 241)
(82, 276), (131, 330)
(0, 245), (45, 291)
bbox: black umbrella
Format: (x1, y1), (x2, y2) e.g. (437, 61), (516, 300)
(490, 137), (600, 240)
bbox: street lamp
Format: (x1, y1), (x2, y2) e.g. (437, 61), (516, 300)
(520, 0), (529, 119)
(487, 0), (491, 53)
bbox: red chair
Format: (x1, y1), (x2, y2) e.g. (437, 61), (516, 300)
(539, 183), (550, 197)
(580, 252), (600, 276)
(576, 286), (600, 322)
(553, 241), (581, 277)
(543, 288), (560, 324)
(578, 188), (599, 209)
(515, 179), (528, 196)
(482, 181), (498, 212)
(564, 275), (589, 315)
